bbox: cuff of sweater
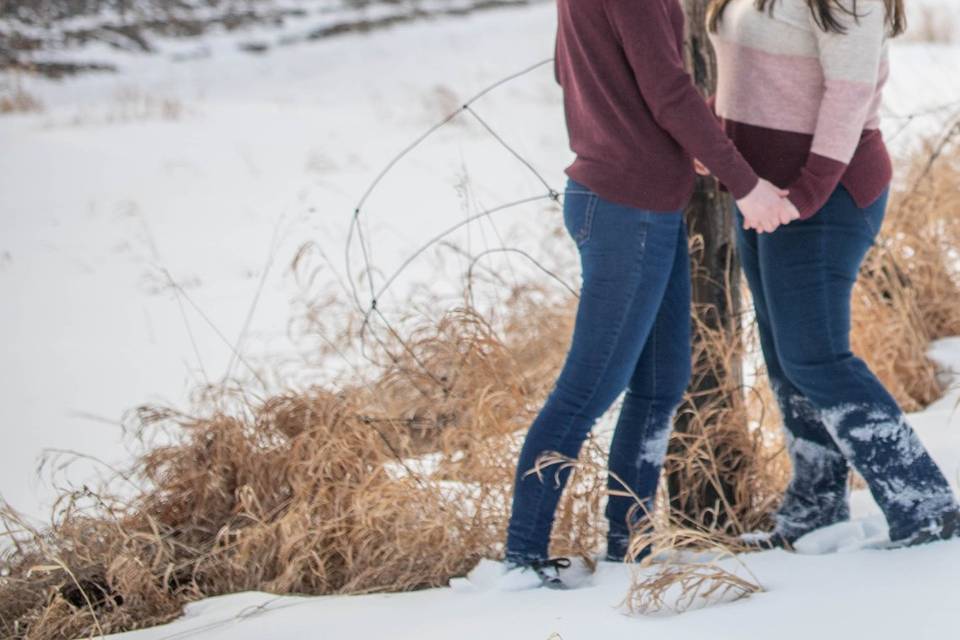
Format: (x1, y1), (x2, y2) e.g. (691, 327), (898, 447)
(706, 94), (720, 121)
(786, 153), (848, 220)
(721, 163), (759, 201)
(698, 96), (756, 197)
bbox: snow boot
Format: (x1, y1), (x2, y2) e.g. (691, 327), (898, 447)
(739, 529), (796, 551)
(894, 509), (960, 548)
(502, 557), (573, 590)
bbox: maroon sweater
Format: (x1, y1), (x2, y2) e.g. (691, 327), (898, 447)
(555, 0), (759, 212)
(720, 119), (892, 219)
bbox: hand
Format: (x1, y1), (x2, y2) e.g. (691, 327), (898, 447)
(780, 198), (800, 225)
(693, 158), (710, 176)
(736, 179), (798, 234)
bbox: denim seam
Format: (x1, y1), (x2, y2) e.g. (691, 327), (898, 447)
(637, 317), (658, 525)
(816, 223), (844, 437)
(613, 309), (661, 540)
(576, 193), (598, 248)
(516, 216), (652, 548)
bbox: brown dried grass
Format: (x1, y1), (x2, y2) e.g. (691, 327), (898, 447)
(1, 132), (958, 637)
(851, 128), (960, 410)
(623, 525), (763, 615)
(0, 74), (43, 114)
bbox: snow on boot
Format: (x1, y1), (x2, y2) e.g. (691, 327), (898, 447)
(895, 509), (960, 549)
(499, 557), (573, 590)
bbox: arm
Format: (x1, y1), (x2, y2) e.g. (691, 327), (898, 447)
(603, 0), (758, 198)
(787, 0), (887, 218)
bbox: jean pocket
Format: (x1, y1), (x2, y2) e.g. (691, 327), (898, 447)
(563, 188), (598, 248)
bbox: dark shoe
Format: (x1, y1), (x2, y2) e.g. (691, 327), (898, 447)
(739, 529), (795, 551)
(774, 489), (851, 544)
(746, 488), (850, 551)
(504, 557), (572, 590)
(893, 510), (960, 548)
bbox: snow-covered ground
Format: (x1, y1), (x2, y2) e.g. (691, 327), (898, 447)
(2, 0), (960, 636)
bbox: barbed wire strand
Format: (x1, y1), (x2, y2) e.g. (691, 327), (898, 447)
(344, 57), (559, 388)
(344, 57), (555, 313)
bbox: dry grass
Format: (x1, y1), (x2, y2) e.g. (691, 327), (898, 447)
(0, 286), (603, 638)
(1, 129), (959, 637)
(107, 87), (184, 122)
(0, 74), (43, 114)
(623, 525), (763, 614)
(852, 127), (960, 410)
(662, 301), (788, 537)
(54, 87), (186, 128)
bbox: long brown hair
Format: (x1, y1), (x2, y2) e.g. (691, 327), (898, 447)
(707, 0), (906, 37)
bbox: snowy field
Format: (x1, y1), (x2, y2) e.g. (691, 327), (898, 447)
(2, 0), (960, 637)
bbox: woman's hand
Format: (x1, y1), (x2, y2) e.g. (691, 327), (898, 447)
(693, 158), (710, 176)
(782, 198), (801, 222)
(737, 179), (798, 234)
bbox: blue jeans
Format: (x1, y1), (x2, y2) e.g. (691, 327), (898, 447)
(736, 185), (959, 542)
(505, 179), (692, 564)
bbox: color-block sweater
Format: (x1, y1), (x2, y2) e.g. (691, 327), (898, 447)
(555, 0), (760, 212)
(709, 0), (893, 219)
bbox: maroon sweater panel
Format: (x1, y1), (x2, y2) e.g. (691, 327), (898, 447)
(705, 96), (894, 218)
(555, 0), (759, 212)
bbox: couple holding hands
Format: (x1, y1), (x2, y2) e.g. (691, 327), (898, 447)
(502, 0), (960, 588)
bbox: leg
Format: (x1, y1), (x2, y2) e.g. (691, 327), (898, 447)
(758, 186), (959, 542)
(505, 180), (685, 563)
(605, 220), (692, 561)
(735, 209), (851, 542)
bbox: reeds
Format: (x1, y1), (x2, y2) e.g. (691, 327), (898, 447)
(623, 525), (763, 615)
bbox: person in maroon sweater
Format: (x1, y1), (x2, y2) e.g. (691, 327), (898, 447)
(556, 0), (794, 229)
(500, 0), (797, 589)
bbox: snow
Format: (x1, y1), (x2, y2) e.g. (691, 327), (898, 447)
(99, 542), (960, 640)
(1, 0), (960, 636)
(91, 337), (960, 640)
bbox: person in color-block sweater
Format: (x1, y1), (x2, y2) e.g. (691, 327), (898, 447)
(709, 0), (892, 219)
(706, 0), (960, 549)
(499, 0), (798, 590)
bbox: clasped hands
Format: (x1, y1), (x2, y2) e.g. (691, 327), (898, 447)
(694, 158), (799, 233)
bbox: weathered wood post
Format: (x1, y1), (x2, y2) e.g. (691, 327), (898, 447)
(666, 0), (747, 529)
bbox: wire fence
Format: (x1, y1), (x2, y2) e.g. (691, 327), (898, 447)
(153, 47), (960, 403)
(335, 54), (960, 395)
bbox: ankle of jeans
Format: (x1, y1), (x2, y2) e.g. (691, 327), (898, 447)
(504, 550), (549, 567)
